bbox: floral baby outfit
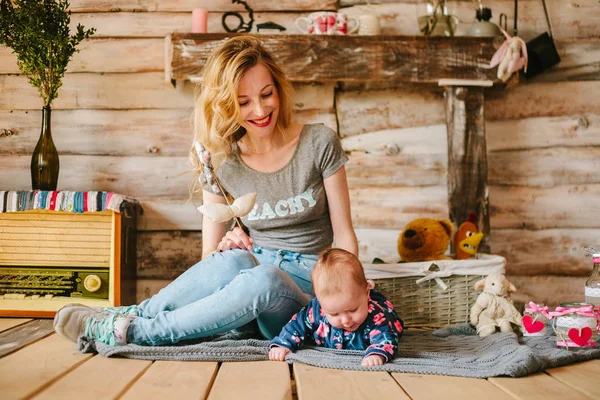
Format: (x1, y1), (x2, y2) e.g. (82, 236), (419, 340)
(271, 290), (403, 362)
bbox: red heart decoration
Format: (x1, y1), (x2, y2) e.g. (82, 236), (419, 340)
(326, 15), (336, 29)
(522, 315), (545, 333)
(315, 16), (327, 33)
(568, 327), (593, 347)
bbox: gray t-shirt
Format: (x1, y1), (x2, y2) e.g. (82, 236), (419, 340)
(205, 124), (348, 254)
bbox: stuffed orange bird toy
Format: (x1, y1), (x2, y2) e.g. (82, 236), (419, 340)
(455, 212), (484, 260)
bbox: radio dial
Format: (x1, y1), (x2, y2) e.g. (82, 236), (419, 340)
(84, 275), (102, 292)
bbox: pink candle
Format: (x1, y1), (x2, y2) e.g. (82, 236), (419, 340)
(192, 8), (208, 33)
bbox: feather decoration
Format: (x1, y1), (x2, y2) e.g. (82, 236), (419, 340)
(193, 141), (256, 228)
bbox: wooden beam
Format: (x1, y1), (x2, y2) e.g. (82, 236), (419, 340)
(392, 373), (509, 400)
(167, 33), (500, 84)
(487, 114), (600, 151)
(121, 361), (218, 400)
(545, 361), (600, 399)
(444, 86), (490, 253)
(136, 279), (172, 303)
(67, 0), (337, 12)
(137, 231), (203, 279)
(490, 184), (600, 229)
(350, 186), (448, 229)
(355, 227), (600, 274)
(489, 373), (591, 400)
(208, 362), (292, 400)
(134, 227), (600, 279)
(0, 74), (333, 111)
(0, 155), (192, 198)
(0, 318), (32, 333)
(489, 147), (600, 187)
(337, 81), (600, 138)
(339, 1), (600, 41)
(494, 229), (600, 276)
(0, 38), (165, 74)
(486, 81), (600, 121)
(136, 197), (202, 231)
(72, 12), (304, 38)
(0, 320), (54, 358)
(0, 334), (94, 399)
(294, 363), (410, 400)
(61, 2), (600, 40)
(532, 38), (600, 82)
(342, 38), (599, 89)
(0, 109), (334, 160)
(508, 275), (586, 308)
(2, 183), (586, 234)
(346, 152), (446, 187)
(336, 84), (445, 138)
(115, 184), (600, 232)
(343, 134), (600, 189)
(134, 266), (590, 309)
(35, 356), (152, 400)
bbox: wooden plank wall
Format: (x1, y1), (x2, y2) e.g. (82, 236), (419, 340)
(1, 0), (599, 307)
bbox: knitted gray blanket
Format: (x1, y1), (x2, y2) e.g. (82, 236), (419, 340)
(77, 325), (600, 378)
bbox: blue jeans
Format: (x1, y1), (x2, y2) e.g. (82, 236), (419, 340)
(127, 246), (318, 345)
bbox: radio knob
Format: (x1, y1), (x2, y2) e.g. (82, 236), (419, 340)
(84, 275), (102, 292)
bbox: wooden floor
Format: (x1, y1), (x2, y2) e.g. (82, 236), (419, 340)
(1, 318), (599, 400)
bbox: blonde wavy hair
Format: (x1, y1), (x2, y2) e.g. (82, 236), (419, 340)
(189, 35), (295, 195)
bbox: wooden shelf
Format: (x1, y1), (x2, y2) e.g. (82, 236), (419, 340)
(165, 33), (503, 85)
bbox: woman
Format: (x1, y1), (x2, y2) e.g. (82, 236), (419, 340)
(54, 36), (358, 346)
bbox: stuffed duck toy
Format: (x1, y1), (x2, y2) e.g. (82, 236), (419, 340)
(454, 212), (484, 260)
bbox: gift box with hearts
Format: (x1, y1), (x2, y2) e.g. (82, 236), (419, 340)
(522, 301), (551, 337)
(550, 302), (598, 350)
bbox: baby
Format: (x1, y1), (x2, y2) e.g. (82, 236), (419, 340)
(269, 248), (404, 366)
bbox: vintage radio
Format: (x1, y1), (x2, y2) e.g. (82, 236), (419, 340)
(0, 209), (137, 318)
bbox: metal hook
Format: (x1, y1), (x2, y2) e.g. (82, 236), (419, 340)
(499, 13), (508, 32)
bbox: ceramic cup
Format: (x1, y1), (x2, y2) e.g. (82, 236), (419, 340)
(295, 12), (359, 35)
(358, 14), (381, 35)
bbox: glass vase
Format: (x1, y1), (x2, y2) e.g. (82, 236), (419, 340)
(585, 253), (600, 330)
(31, 106), (60, 190)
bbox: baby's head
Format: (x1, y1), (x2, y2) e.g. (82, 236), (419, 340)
(311, 249), (370, 332)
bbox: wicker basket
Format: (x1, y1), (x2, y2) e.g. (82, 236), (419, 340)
(363, 254), (506, 329)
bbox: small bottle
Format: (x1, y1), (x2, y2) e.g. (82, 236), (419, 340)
(585, 254), (600, 305)
(585, 253), (600, 329)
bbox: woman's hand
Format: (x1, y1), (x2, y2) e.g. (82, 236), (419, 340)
(217, 226), (253, 252)
(361, 354), (384, 367)
(269, 346), (291, 361)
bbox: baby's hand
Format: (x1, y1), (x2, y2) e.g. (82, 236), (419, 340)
(361, 354), (385, 367)
(269, 346), (291, 361)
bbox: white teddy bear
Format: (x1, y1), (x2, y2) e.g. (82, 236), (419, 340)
(470, 274), (523, 337)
